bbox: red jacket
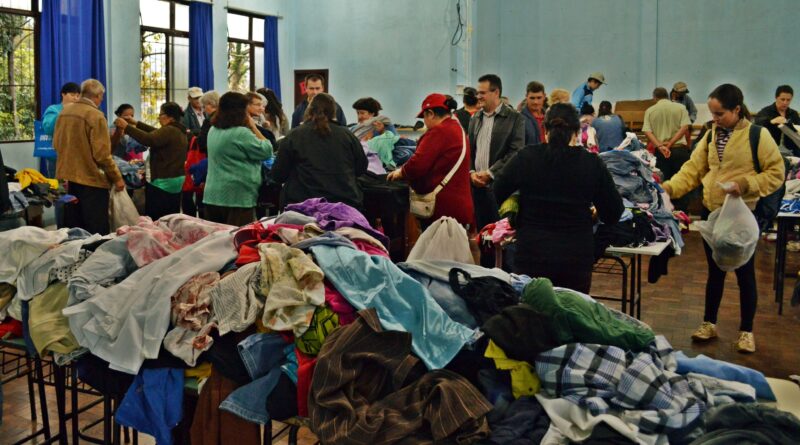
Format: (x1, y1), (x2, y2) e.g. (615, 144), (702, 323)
(402, 117), (474, 227)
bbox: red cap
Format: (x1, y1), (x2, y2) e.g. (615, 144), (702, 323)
(416, 93), (448, 118)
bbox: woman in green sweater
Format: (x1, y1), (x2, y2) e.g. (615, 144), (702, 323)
(115, 101), (187, 220)
(203, 92), (273, 226)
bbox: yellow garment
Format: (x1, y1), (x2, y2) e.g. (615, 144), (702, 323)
(484, 339), (540, 398)
(14, 168), (59, 191)
(185, 362), (213, 379)
(29, 282), (79, 355)
(663, 121), (784, 212)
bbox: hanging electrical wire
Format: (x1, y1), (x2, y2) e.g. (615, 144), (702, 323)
(451, 0), (464, 46)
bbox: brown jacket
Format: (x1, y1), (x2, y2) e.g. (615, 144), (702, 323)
(53, 98), (122, 188)
(126, 121), (188, 179)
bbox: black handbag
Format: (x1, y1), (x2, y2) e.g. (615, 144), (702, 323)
(448, 268), (519, 325)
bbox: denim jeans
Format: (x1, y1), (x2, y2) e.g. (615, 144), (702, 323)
(219, 333), (294, 424)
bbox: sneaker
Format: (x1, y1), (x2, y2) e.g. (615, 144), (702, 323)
(691, 322), (718, 341)
(735, 331), (756, 353)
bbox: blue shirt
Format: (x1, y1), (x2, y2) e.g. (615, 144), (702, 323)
(592, 114), (626, 152)
(42, 104), (64, 137)
(571, 83), (594, 111)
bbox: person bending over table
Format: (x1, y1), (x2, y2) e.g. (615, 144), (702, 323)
(493, 103), (623, 294)
(662, 83), (784, 354)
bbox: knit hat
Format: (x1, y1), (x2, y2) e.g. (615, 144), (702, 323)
(296, 306), (339, 355)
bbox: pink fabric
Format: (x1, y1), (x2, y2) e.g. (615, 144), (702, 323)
(324, 281), (356, 326)
(118, 214), (234, 267)
(490, 218), (516, 245)
(352, 239), (389, 257)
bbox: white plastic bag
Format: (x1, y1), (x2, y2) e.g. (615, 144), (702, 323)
(407, 216), (474, 264)
(109, 189), (139, 231)
(695, 194), (759, 271)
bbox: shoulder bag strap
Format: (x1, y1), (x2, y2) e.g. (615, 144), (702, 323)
(430, 117), (467, 196)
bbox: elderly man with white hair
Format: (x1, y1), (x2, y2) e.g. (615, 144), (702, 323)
(182, 86), (207, 136)
(53, 78), (124, 235)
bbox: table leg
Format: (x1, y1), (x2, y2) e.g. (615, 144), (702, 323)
(628, 255), (637, 317)
(776, 218), (788, 315)
(71, 364), (79, 445)
(620, 257), (628, 315)
(54, 364), (68, 445)
(636, 254), (643, 320)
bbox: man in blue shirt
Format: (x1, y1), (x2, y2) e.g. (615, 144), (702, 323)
(291, 74), (347, 128)
(571, 72), (605, 111)
(41, 82), (81, 177)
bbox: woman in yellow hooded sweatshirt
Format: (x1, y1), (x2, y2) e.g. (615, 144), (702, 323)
(663, 83), (784, 354)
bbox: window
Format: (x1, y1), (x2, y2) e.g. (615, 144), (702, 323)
(140, 0), (189, 125)
(227, 11), (263, 92)
(0, 0), (39, 142)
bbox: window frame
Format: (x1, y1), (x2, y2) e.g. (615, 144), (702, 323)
(0, 0), (40, 143)
(226, 9), (264, 92)
(139, 0), (189, 104)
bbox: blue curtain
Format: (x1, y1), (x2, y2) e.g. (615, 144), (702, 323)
(263, 16), (281, 100)
(189, 2), (214, 91)
(40, 0), (107, 113)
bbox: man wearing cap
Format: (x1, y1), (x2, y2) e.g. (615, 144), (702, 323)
(571, 72), (605, 111)
(468, 74), (525, 235)
(643, 87), (691, 181)
(182, 87), (206, 136)
(671, 81), (697, 123)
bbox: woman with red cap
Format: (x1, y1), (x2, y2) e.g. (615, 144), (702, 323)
(387, 93), (473, 228)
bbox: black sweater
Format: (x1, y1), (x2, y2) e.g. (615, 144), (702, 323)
(755, 103), (800, 156)
(271, 122), (367, 209)
(493, 143), (624, 266)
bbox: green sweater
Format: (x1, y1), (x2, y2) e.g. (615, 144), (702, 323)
(521, 278), (655, 351)
(203, 126), (273, 208)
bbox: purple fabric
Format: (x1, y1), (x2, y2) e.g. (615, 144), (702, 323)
(285, 198), (390, 248)
(362, 142), (387, 175)
(651, 220), (671, 242)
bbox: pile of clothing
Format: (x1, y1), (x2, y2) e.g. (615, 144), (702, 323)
(2, 167), (65, 217)
(0, 203), (797, 445)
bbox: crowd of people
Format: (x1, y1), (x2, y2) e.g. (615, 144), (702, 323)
(34, 69), (793, 352)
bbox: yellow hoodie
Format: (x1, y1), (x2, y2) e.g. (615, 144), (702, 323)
(663, 121), (784, 211)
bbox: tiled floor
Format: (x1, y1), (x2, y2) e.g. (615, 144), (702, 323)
(1, 231), (799, 444)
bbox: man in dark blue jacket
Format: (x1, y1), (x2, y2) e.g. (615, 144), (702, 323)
(291, 74), (347, 128)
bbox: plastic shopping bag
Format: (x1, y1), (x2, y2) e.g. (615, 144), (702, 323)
(109, 189), (139, 230)
(408, 216), (474, 264)
(695, 193), (759, 271)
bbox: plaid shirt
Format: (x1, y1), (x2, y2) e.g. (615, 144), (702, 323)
(535, 336), (752, 439)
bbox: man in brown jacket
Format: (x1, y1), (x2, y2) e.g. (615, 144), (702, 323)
(53, 78), (124, 235)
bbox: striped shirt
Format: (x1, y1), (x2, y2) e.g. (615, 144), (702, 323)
(715, 127), (733, 161)
(309, 308), (492, 444)
(475, 111), (496, 172)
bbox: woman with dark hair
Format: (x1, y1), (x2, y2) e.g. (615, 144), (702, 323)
(592, 100), (628, 152)
(387, 93), (473, 227)
(271, 93), (367, 209)
(351, 96), (397, 139)
(455, 87), (480, 130)
(115, 102), (188, 219)
(257, 87), (289, 139)
(352, 97), (383, 123)
(202, 92), (273, 226)
(663, 83), (784, 353)
(493, 103), (624, 293)
(110, 104), (146, 160)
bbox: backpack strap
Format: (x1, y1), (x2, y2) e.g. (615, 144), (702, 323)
(749, 123), (762, 173)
